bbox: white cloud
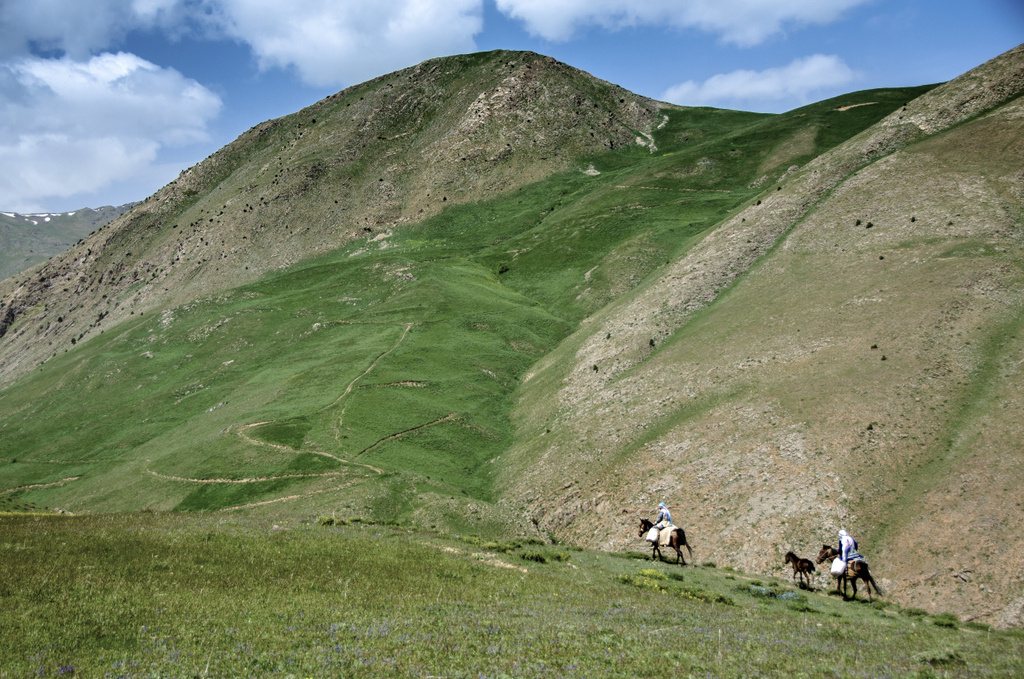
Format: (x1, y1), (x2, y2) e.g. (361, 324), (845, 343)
(0, 53), (221, 211)
(661, 54), (859, 110)
(0, 0), (490, 210)
(494, 0), (869, 45)
(206, 0), (485, 87)
(1, 1), (485, 88)
(0, 0), (183, 59)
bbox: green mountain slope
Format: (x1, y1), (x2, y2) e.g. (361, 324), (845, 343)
(1, 45), (1022, 626)
(0, 50), (665, 384)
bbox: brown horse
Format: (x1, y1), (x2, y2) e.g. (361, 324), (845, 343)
(816, 545), (882, 601)
(784, 551), (816, 588)
(639, 518), (692, 566)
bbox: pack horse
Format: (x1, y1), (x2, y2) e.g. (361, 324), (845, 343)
(816, 545), (882, 601)
(638, 518), (692, 566)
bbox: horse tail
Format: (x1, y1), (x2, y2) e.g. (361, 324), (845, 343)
(676, 528), (694, 559)
(856, 562), (882, 596)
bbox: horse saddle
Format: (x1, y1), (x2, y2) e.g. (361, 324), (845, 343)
(657, 523), (676, 547)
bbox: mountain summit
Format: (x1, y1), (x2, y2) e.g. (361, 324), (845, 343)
(0, 50), (663, 383)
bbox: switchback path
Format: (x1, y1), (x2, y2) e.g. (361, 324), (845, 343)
(145, 320), (455, 502)
(1, 476), (81, 495)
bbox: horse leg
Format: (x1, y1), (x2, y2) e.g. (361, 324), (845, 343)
(672, 534), (685, 566)
(858, 565), (879, 601)
(677, 529), (693, 564)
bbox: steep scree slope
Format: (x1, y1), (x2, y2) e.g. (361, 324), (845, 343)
(497, 44), (1024, 626)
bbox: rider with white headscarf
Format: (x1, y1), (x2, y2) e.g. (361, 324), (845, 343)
(839, 529), (862, 562)
(654, 502), (672, 530)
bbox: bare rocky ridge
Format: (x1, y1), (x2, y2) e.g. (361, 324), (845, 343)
(498, 44), (1024, 626)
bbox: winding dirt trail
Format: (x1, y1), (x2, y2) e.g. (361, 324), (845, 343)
(146, 320), (449, 505)
(218, 479), (365, 512)
(327, 322), (415, 439)
(147, 470), (349, 484)
(354, 412), (458, 458)
(1, 476), (80, 495)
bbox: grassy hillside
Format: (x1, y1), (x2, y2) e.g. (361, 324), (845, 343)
(2, 512), (1022, 678)
(0, 83), (926, 520)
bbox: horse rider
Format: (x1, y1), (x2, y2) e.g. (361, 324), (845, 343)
(653, 502), (672, 539)
(839, 529), (863, 563)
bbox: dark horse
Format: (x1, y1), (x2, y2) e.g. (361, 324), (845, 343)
(638, 518), (692, 566)
(816, 545), (882, 601)
(784, 551), (816, 588)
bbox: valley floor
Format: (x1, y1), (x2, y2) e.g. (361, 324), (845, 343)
(2, 512), (1022, 678)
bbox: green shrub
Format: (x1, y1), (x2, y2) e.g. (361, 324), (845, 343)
(901, 607), (929, 617)
(736, 583), (806, 603)
(520, 551), (548, 564)
(615, 550), (652, 561)
(615, 573), (667, 592)
(482, 541), (519, 553)
(678, 585), (734, 606)
(912, 648), (965, 666)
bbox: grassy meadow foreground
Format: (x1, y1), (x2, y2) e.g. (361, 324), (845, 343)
(2, 512), (1023, 678)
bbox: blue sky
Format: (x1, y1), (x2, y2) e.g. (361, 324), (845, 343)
(0, 0), (1020, 213)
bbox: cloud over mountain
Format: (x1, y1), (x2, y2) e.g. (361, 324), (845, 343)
(207, 0), (484, 87)
(494, 0), (870, 45)
(0, 0), (485, 88)
(661, 54), (859, 110)
(0, 52), (221, 212)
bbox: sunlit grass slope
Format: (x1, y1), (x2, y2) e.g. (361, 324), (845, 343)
(0, 85), (931, 528)
(2, 512), (1022, 678)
